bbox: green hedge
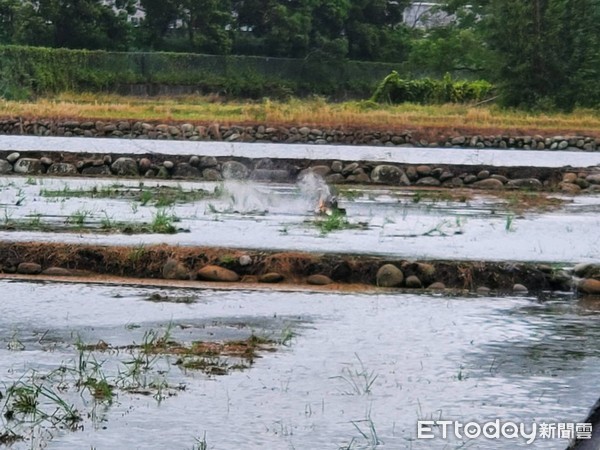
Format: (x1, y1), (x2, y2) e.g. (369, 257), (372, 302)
(371, 71), (494, 104)
(0, 45), (401, 99)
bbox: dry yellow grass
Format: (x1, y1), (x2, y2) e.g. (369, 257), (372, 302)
(1, 92), (600, 136)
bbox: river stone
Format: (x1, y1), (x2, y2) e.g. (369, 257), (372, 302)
(477, 170), (490, 180)
(111, 157), (138, 176)
(442, 177), (463, 188)
(42, 267), (74, 276)
(47, 163), (77, 175)
(259, 272), (284, 283)
(325, 173), (345, 183)
(427, 282), (446, 290)
(574, 263), (600, 279)
(507, 178), (543, 189)
(222, 161), (249, 180)
(331, 161), (343, 173)
(197, 265), (240, 282)
(40, 157), (53, 166)
(17, 262), (42, 274)
(0, 160), (12, 174)
(513, 283), (529, 293)
(370, 165), (403, 184)
(376, 264), (404, 287)
(490, 174), (509, 184)
(173, 163), (202, 178)
(463, 174), (478, 184)
(405, 275), (422, 288)
(476, 286), (491, 295)
(307, 274), (333, 285)
(346, 173), (371, 183)
(439, 171), (454, 182)
(82, 165), (111, 175)
(6, 152), (20, 163)
(162, 258), (189, 280)
(416, 262), (436, 284)
(309, 165), (331, 177)
(200, 156), (218, 168)
(202, 168), (222, 181)
(586, 173), (600, 184)
(559, 182), (581, 194)
(250, 169), (291, 182)
(415, 176), (441, 187)
(563, 172), (578, 183)
(579, 279), (600, 295)
(239, 255), (252, 266)
(416, 165), (431, 176)
(14, 158), (44, 174)
(342, 162), (360, 175)
(163, 160), (174, 170)
(139, 158), (152, 172)
(472, 178), (504, 189)
(189, 155), (201, 167)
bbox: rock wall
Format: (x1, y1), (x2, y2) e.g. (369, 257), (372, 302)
(1, 150), (600, 193)
(1, 118), (599, 150)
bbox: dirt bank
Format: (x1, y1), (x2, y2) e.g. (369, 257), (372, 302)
(0, 242), (583, 294)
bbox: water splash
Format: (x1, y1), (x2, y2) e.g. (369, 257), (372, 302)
(216, 180), (271, 214)
(212, 173), (336, 215)
(297, 172), (333, 213)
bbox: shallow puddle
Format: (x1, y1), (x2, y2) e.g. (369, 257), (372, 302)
(1, 280), (599, 449)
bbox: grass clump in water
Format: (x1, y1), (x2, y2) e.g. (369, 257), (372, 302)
(315, 210), (352, 235)
(150, 209), (178, 234)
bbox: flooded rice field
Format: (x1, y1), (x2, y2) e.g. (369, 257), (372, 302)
(1, 280), (599, 449)
(1, 136), (599, 449)
(0, 175), (598, 263)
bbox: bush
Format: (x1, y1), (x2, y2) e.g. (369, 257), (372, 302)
(0, 45), (401, 99)
(371, 71), (494, 104)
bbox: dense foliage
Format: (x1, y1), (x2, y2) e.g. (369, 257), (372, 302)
(371, 72), (493, 104)
(0, 0), (599, 108)
(0, 45), (398, 99)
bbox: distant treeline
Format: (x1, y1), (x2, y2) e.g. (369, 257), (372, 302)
(1, 0), (600, 109)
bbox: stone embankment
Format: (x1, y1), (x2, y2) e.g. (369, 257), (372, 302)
(1, 150), (599, 194)
(1, 118), (600, 151)
(1, 242), (598, 296)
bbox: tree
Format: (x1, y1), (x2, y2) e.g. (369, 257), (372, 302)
(0, 0), (19, 44)
(181, 0), (232, 54)
(138, 0), (182, 49)
(559, 0), (600, 108)
(345, 0), (411, 61)
(7, 0), (133, 50)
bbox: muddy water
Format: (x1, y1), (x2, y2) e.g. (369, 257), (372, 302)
(2, 135), (600, 168)
(1, 280), (599, 449)
(1, 176), (599, 263)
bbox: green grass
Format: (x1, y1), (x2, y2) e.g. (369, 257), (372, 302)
(315, 210), (352, 235)
(68, 209), (90, 227)
(41, 185), (210, 206)
(150, 209), (178, 234)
